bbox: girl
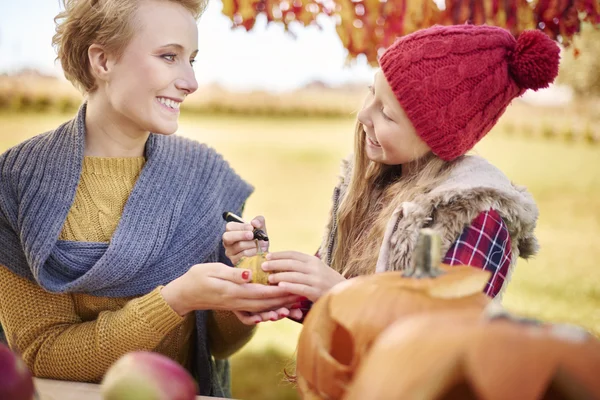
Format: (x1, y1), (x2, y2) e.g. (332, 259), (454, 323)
(0, 0), (301, 397)
(224, 23), (560, 323)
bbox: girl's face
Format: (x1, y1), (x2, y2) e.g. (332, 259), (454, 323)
(95, 0), (199, 136)
(357, 71), (430, 165)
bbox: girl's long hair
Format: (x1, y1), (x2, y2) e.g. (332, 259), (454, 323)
(330, 121), (453, 278)
(285, 120), (455, 386)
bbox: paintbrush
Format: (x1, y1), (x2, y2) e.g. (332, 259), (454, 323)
(222, 212), (269, 241)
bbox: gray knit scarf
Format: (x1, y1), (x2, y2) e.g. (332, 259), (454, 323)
(0, 103), (253, 397)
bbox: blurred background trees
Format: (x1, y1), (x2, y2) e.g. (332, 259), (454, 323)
(221, 0), (600, 65)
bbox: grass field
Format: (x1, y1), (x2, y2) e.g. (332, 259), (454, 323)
(1, 108), (599, 399)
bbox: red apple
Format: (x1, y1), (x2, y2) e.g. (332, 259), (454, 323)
(0, 342), (35, 400)
(101, 351), (198, 400)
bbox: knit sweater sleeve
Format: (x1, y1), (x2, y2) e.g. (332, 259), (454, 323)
(207, 233), (256, 359)
(0, 264), (184, 382)
(207, 311), (255, 360)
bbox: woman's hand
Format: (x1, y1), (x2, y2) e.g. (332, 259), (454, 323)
(160, 262), (301, 317)
(261, 251), (346, 303)
(232, 306), (305, 325)
(222, 216), (268, 265)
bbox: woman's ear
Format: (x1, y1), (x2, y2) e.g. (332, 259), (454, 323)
(88, 44), (112, 84)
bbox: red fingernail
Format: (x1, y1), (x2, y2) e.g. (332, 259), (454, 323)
(270, 318), (277, 321)
(254, 320), (261, 324)
(242, 271), (250, 280)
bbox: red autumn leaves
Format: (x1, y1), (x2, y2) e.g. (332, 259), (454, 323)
(220, 0), (600, 65)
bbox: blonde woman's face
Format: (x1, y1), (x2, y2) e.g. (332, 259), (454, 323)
(103, 0), (199, 135)
(357, 71), (430, 165)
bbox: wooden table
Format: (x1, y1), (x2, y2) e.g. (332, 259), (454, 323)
(34, 378), (227, 400)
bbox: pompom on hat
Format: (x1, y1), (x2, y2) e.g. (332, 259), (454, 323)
(379, 24), (561, 161)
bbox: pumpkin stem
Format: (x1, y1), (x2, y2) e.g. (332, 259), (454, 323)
(255, 239), (263, 255)
(403, 228), (445, 278)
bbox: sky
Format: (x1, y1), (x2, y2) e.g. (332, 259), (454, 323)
(0, 0), (388, 91)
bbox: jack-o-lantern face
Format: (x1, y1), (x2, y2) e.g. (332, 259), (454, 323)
(296, 229), (492, 399)
(346, 306), (600, 400)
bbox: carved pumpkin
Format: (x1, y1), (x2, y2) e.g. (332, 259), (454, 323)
(236, 240), (270, 285)
(346, 305), (600, 400)
(296, 229), (492, 400)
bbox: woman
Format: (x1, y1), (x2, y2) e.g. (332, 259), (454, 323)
(0, 0), (299, 397)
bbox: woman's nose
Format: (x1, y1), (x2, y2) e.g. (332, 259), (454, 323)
(175, 65), (199, 95)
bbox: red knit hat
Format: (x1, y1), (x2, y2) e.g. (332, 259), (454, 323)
(379, 24), (560, 161)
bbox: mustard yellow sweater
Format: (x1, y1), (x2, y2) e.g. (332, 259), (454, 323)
(0, 157), (254, 382)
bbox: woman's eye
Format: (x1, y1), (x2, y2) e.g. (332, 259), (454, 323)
(162, 54), (176, 62)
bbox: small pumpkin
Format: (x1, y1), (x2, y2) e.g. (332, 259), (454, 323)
(235, 239), (270, 285)
(296, 229), (492, 400)
(345, 305), (600, 400)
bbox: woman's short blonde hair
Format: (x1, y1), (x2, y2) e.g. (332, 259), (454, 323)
(52, 0), (206, 93)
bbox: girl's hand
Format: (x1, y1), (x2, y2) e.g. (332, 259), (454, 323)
(233, 306), (305, 325)
(261, 251), (346, 303)
(222, 216), (269, 265)
(160, 262), (301, 317)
